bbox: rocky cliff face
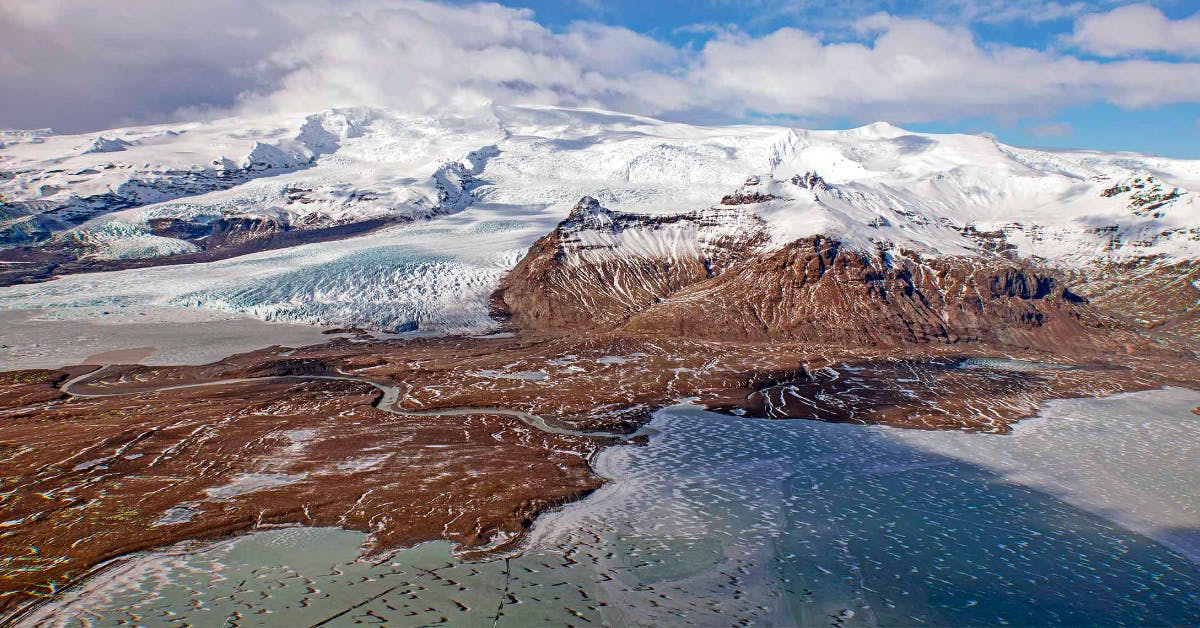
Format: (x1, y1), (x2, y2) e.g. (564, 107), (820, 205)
(492, 196), (768, 330)
(625, 237), (1103, 348)
(496, 197), (1113, 349)
(1066, 261), (1200, 350)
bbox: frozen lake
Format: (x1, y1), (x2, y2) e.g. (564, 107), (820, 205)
(24, 388), (1200, 626)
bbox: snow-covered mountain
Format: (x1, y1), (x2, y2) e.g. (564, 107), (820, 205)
(0, 109), (489, 265)
(1, 105), (1197, 336)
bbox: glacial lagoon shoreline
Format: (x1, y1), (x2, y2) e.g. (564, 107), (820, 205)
(17, 388), (1200, 626)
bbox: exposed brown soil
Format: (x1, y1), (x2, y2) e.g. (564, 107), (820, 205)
(82, 346), (157, 364)
(0, 362), (606, 614)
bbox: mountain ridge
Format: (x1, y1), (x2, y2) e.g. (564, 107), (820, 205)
(1, 105), (1197, 341)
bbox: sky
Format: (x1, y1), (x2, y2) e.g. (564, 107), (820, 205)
(1, 0), (1199, 156)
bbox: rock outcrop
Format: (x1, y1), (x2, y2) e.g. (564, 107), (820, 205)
(496, 197), (1111, 349)
(492, 196), (768, 329)
(625, 237), (1102, 348)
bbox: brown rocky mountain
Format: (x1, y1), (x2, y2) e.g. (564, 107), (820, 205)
(495, 196), (1117, 350)
(492, 197), (768, 330)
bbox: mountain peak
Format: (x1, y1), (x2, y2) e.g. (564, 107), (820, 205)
(561, 196), (615, 232)
(82, 136), (130, 154)
(842, 121), (908, 138)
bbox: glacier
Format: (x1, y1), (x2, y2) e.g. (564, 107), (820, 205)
(2, 104), (1198, 335)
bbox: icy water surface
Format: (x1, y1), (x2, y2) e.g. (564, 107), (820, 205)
(27, 389), (1200, 626)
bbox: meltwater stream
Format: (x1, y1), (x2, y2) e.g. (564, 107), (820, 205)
(27, 388), (1200, 627)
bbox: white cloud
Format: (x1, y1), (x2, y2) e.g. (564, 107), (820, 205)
(2, 0), (1200, 133)
(1068, 4), (1200, 58)
(244, 2), (687, 118)
(684, 14), (1200, 122)
(0, 0), (297, 132)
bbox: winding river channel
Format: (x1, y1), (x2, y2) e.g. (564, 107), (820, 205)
(62, 367), (619, 439)
(25, 379), (1200, 627)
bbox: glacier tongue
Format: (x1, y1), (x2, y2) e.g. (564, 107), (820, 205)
(0, 204), (550, 334)
(171, 245), (517, 333)
(57, 222), (199, 261)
